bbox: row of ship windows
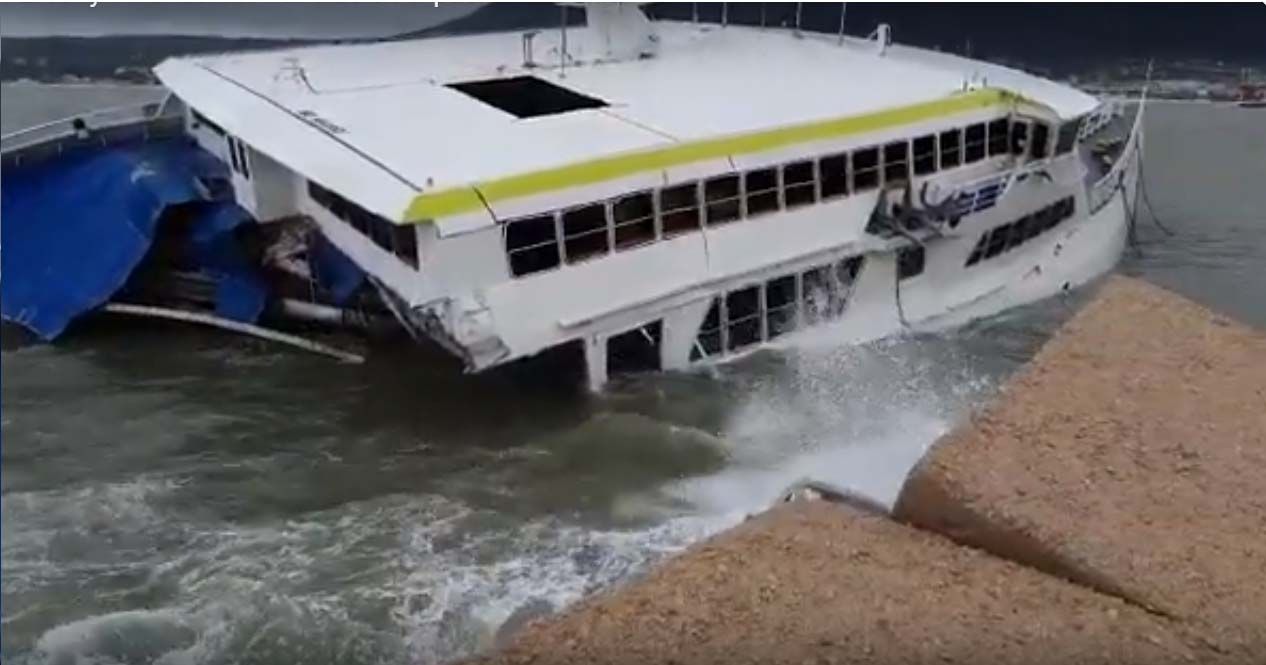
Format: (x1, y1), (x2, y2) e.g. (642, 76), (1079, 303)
(504, 116), (1069, 279)
(965, 196), (1077, 267)
(690, 256), (864, 360)
(307, 181), (420, 268)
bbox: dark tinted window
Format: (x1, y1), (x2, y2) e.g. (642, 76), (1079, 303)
(765, 274), (798, 339)
(784, 160), (815, 207)
(704, 174), (741, 226)
(783, 160), (816, 209)
(853, 147), (880, 191)
(505, 214), (560, 276)
(819, 153), (849, 199)
(660, 183), (700, 237)
(561, 203), (609, 264)
(883, 141), (910, 184)
(987, 119), (1010, 156)
(939, 129), (962, 169)
(744, 168), (780, 217)
(725, 286), (762, 351)
(612, 191), (655, 250)
(1010, 121), (1029, 156)
(912, 135), (937, 175)
(1030, 123), (1051, 159)
(964, 124), (986, 163)
(1055, 118), (1081, 155)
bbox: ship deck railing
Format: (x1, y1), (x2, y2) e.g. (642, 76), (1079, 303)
(1, 94), (185, 167)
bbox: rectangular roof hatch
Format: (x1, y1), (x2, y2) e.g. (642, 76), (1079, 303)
(447, 76), (608, 119)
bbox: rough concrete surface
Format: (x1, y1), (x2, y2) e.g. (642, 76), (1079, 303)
(895, 276), (1266, 661)
(472, 502), (1199, 665)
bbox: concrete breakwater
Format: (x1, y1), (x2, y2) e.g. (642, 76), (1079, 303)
(470, 276), (1266, 665)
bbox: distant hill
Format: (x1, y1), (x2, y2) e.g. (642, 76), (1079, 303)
(3, 3), (1263, 83)
(0, 35), (316, 83)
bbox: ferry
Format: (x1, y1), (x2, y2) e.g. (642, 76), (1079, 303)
(1, 4), (1144, 389)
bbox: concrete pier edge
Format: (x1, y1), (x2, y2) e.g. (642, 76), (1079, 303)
(471, 276), (1266, 665)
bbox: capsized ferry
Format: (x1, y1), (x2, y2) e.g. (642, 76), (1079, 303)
(0, 4), (1144, 389)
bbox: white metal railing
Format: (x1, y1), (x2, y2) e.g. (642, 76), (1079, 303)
(0, 94), (180, 155)
(1076, 98), (1124, 144)
(1086, 102), (1145, 214)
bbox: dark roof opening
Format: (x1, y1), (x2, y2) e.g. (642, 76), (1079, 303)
(447, 76), (608, 119)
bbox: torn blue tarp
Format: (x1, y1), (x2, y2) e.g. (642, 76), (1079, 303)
(1, 138), (262, 339)
(185, 203), (268, 323)
(309, 232), (365, 306)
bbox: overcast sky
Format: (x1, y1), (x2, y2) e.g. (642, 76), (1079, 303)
(0, 2), (481, 38)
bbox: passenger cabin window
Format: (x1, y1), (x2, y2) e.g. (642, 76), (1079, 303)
(725, 286), (762, 351)
(939, 129), (962, 169)
(744, 168), (779, 217)
(987, 119), (1010, 157)
(819, 153), (849, 199)
(561, 203), (609, 264)
(1030, 123), (1051, 160)
(505, 214), (561, 277)
(1010, 122), (1029, 156)
(307, 180), (419, 268)
(852, 147), (880, 191)
(883, 141), (910, 184)
(612, 191), (655, 250)
(964, 124), (987, 163)
(765, 274), (798, 339)
(783, 160), (816, 209)
(912, 135), (937, 176)
(704, 174), (741, 226)
(660, 183), (700, 237)
(1055, 118), (1081, 155)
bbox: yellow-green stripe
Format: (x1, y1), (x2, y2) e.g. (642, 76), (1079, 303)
(403, 87), (1023, 224)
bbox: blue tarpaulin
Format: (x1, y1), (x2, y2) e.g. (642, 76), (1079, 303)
(309, 232), (365, 306)
(1, 138), (266, 339)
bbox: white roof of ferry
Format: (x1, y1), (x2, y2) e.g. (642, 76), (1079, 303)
(155, 19), (1098, 224)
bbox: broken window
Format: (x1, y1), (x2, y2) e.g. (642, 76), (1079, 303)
(1010, 121), (1029, 156)
(987, 118), (1010, 157)
(964, 123), (987, 163)
(913, 135), (937, 176)
(505, 214), (561, 277)
(744, 168), (779, 217)
(1030, 123), (1051, 160)
(765, 274), (798, 339)
(783, 160), (816, 209)
(691, 298), (723, 361)
(883, 141), (910, 184)
(612, 190), (655, 250)
(447, 76), (608, 119)
(704, 174), (741, 226)
(660, 183), (700, 237)
(852, 147), (880, 191)
(607, 321), (663, 374)
(561, 203), (609, 264)
(819, 153), (849, 200)
(897, 245), (925, 280)
(801, 265), (836, 323)
(725, 285), (762, 351)
(939, 129), (962, 169)
(1055, 118), (1081, 155)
